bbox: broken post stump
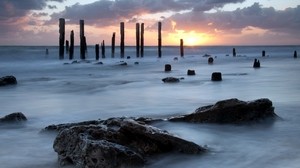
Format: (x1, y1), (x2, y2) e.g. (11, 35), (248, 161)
(158, 22), (162, 58)
(95, 44), (100, 60)
(141, 23), (144, 58)
(180, 39), (184, 57)
(211, 72), (222, 81)
(165, 64), (172, 72)
(111, 32), (115, 58)
(136, 23), (140, 58)
(120, 22), (125, 58)
(69, 30), (74, 60)
(59, 18), (65, 60)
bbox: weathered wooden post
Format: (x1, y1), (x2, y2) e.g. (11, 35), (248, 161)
(69, 30), (74, 60)
(111, 32), (115, 58)
(66, 40), (69, 54)
(294, 50), (297, 58)
(80, 20), (86, 60)
(158, 22), (162, 58)
(262, 50), (266, 57)
(95, 44), (100, 60)
(233, 48), (236, 57)
(141, 23), (144, 58)
(211, 72), (222, 81)
(120, 22), (125, 58)
(59, 18), (65, 60)
(101, 40), (105, 58)
(180, 39), (184, 57)
(165, 64), (171, 72)
(136, 23), (140, 58)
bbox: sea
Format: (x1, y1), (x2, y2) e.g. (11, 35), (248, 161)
(0, 45), (300, 168)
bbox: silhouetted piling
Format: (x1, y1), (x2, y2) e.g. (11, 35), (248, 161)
(211, 72), (222, 81)
(253, 58), (260, 68)
(101, 40), (105, 58)
(208, 57), (214, 64)
(136, 23), (140, 58)
(95, 44), (100, 60)
(80, 20), (86, 60)
(141, 23), (144, 58)
(158, 22), (162, 58)
(187, 69), (195, 76)
(45, 48), (49, 55)
(59, 18), (65, 60)
(233, 48), (236, 57)
(262, 50), (266, 57)
(111, 32), (115, 58)
(165, 64), (171, 72)
(120, 22), (125, 58)
(69, 30), (74, 60)
(294, 51), (297, 58)
(66, 40), (69, 54)
(180, 39), (184, 57)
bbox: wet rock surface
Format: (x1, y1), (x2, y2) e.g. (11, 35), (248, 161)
(0, 112), (27, 123)
(0, 76), (17, 86)
(48, 117), (206, 168)
(169, 98), (277, 124)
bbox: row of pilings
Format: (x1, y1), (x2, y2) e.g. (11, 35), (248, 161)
(58, 18), (171, 60)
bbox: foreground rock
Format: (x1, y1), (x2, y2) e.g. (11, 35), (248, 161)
(48, 117), (206, 168)
(0, 76), (17, 86)
(162, 77), (180, 83)
(169, 98), (277, 124)
(0, 112), (27, 123)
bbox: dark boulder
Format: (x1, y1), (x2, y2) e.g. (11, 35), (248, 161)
(164, 64), (172, 72)
(0, 112), (27, 123)
(169, 98), (277, 124)
(187, 69), (196, 76)
(162, 77), (180, 83)
(0, 76), (17, 86)
(50, 117), (206, 168)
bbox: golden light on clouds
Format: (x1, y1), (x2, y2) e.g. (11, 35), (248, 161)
(167, 30), (211, 46)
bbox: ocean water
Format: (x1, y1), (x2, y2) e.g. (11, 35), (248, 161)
(0, 45), (300, 168)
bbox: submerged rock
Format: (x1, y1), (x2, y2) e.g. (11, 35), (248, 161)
(169, 98), (277, 124)
(0, 112), (27, 123)
(162, 77), (180, 83)
(49, 117), (205, 168)
(0, 75), (17, 86)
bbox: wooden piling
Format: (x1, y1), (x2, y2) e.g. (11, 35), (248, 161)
(80, 20), (86, 60)
(59, 18), (65, 60)
(141, 23), (144, 58)
(66, 40), (69, 54)
(69, 30), (74, 60)
(262, 50), (266, 57)
(136, 23), (140, 58)
(158, 22), (162, 58)
(180, 39), (184, 57)
(111, 32), (115, 58)
(101, 40), (105, 58)
(120, 22), (125, 58)
(294, 51), (297, 58)
(233, 48), (236, 57)
(95, 44), (100, 60)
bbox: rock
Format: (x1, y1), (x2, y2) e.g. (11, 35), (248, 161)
(162, 77), (180, 83)
(0, 112), (27, 123)
(211, 72), (222, 81)
(50, 117), (205, 168)
(165, 64), (172, 72)
(0, 76), (17, 86)
(187, 69), (196, 76)
(169, 98), (277, 124)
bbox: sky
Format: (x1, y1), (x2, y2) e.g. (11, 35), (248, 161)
(0, 0), (299, 46)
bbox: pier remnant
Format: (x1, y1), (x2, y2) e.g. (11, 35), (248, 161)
(211, 72), (222, 81)
(165, 64), (172, 72)
(294, 51), (297, 58)
(158, 22), (162, 58)
(187, 70), (196, 76)
(69, 30), (74, 60)
(208, 57), (214, 64)
(101, 40), (105, 58)
(141, 23), (144, 58)
(262, 50), (266, 57)
(66, 40), (69, 54)
(111, 32), (115, 58)
(95, 44), (100, 60)
(59, 18), (65, 60)
(136, 23), (140, 58)
(80, 20), (86, 60)
(180, 39), (184, 57)
(253, 59), (260, 68)
(120, 22), (125, 58)
(233, 48), (236, 57)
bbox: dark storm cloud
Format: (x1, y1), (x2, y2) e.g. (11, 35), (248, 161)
(165, 3), (300, 36)
(49, 0), (246, 26)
